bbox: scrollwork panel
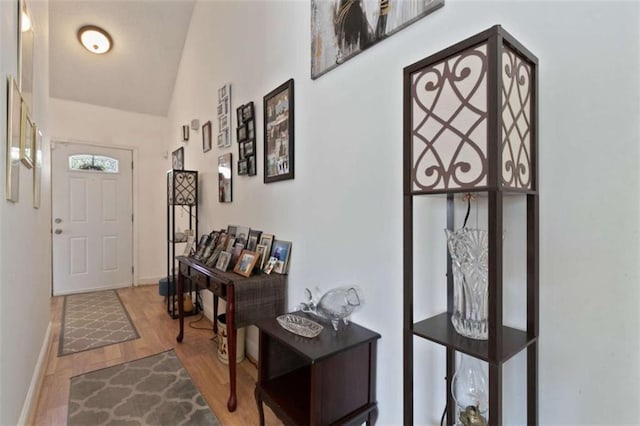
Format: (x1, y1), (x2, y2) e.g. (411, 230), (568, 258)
(501, 46), (532, 190)
(410, 44), (489, 192)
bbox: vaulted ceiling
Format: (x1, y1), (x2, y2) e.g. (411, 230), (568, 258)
(49, 0), (195, 116)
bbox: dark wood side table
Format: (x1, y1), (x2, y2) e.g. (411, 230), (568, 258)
(175, 255), (286, 412)
(255, 313), (381, 425)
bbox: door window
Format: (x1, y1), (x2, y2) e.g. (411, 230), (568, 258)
(68, 154), (119, 173)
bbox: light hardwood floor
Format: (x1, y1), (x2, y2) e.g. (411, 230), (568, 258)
(31, 284), (282, 425)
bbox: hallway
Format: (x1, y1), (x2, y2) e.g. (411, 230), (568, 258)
(31, 285), (281, 425)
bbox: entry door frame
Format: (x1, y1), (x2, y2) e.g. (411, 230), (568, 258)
(50, 139), (140, 295)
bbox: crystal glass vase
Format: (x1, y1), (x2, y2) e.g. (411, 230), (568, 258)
(451, 353), (489, 426)
(445, 228), (489, 340)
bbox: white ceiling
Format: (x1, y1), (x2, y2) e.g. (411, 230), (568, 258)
(49, 0), (195, 117)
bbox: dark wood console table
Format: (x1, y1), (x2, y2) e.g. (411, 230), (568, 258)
(175, 255), (286, 412)
(255, 313), (381, 425)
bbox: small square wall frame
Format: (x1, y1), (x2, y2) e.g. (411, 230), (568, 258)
(402, 25), (539, 425)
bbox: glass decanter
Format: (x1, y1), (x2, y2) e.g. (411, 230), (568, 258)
(451, 353), (488, 426)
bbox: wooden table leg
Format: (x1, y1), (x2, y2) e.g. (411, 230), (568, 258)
(254, 386), (265, 426)
(213, 295), (219, 335)
(227, 284), (237, 412)
(176, 271), (184, 343)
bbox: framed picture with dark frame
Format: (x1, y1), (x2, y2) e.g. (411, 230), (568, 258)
(238, 158), (248, 176)
(236, 124), (247, 142)
(202, 120), (212, 152)
(171, 147), (184, 170)
(236, 101), (257, 176)
(264, 79), (294, 183)
(218, 153), (232, 203)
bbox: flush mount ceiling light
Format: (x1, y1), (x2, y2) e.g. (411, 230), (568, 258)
(77, 25), (113, 54)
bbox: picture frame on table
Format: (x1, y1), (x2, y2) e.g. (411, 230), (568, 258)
(258, 234), (274, 259)
(231, 243), (245, 266)
(235, 226), (250, 245)
(172, 147), (184, 170)
(233, 250), (260, 278)
(264, 79), (294, 183)
(193, 234), (210, 260)
(215, 251), (232, 272)
(227, 225), (238, 237)
(255, 244), (268, 270)
(247, 229), (261, 251)
(201, 236), (218, 262)
(270, 239), (292, 274)
(263, 256), (278, 274)
(205, 245), (223, 267)
(202, 120), (212, 153)
(225, 237), (236, 251)
(6, 76), (22, 202)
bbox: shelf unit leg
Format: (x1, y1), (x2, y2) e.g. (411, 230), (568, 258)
(489, 362), (502, 425)
(527, 342), (538, 425)
(446, 348), (455, 426)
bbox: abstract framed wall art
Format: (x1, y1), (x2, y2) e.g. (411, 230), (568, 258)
(311, 0), (444, 79)
(263, 79), (294, 183)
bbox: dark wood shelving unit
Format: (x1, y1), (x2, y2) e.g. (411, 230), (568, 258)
(167, 169), (198, 319)
(402, 25), (539, 425)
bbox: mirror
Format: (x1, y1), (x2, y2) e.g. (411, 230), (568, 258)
(19, 0), (34, 115)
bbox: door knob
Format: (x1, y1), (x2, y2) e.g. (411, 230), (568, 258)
(54, 218), (62, 224)
(54, 229), (63, 235)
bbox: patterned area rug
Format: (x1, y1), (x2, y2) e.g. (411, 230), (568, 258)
(59, 290), (140, 356)
(68, 350), (220, 426)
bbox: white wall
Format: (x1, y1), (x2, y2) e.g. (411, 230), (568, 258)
(169, 0), (639, 424)
(49, 98), (171, 284)
(0, 0), (52, 424)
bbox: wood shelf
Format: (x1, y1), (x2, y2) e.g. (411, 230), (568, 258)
(260, 367), (310, 425)
(413, 312), (535, 363)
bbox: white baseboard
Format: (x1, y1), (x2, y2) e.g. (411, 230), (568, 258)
(137, 276), (163, 286)
(246, 334), (259, 360)
(18, 322), (52, 426)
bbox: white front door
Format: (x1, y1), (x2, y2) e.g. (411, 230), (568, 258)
(51, 142), (133, 295)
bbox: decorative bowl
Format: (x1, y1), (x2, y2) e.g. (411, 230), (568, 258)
(277, 314), (323, 338)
